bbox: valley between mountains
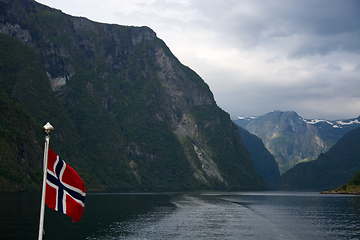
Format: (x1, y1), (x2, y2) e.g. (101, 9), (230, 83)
(233, 111), (360, 190)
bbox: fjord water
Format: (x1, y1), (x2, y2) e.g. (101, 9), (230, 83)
(1, 191), (360, 239)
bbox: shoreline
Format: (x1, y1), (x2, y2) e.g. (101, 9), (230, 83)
(321, 191), (360, 195)
(321, 185), (360, 195)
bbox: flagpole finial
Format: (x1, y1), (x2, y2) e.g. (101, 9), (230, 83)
(43, 122), (54, 135)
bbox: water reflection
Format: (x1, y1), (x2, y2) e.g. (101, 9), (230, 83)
(87, 191), (360, 240)
(1, 191), (359, 239)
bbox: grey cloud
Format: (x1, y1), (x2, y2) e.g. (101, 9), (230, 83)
(291, 0), (360, 36)
(356, 63), (360, 71)
(224, 80), (359, 120)
(190, 0), (360, 57)
(183, 0), (360, 119)
(288, 32), (360, 58)
(324, 64), (341, 71)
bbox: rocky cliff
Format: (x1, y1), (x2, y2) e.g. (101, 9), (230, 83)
(278, 126), (360, 191)
(0, 0), (267, 191)
(237, 126), (280, 190)
(234, 111), (359, 174)
(234, 111), (328, 174)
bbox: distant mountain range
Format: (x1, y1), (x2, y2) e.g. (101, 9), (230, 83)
(278, 126), (360, 191)
(233, 111), (360, 174)
(302, 117), (360, 143)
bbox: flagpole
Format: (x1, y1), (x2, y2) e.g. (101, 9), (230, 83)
(38, 122), (54, 240)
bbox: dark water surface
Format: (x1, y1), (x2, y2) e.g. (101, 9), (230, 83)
(1, 191), (360, 239)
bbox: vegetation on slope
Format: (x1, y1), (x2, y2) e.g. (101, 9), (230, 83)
(278, 127), (360, 191)
(322, 172), (360, 195)
(0, 0), (267, 192)
(244, 111), (329, 174)
(236, 126), (280, 190)
(0, 87), (42, 191)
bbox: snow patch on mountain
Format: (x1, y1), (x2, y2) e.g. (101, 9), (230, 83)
(234, 116), (257, 121)
(336, 119), (360, 125)
(302, 118), (360, 128)
(235, 114), (359, 129)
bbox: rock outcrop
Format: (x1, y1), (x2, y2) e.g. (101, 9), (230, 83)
(0, 0), (267, 191)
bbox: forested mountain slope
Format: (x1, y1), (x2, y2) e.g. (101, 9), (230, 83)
(0, 0), (267, 192)
(237, 126), (280, 190)
(278, 127), (360, 191)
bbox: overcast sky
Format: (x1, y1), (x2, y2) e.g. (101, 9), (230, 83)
(36, 0), (360, 120)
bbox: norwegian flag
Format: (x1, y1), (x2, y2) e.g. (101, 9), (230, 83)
(45, 148), (86, 223)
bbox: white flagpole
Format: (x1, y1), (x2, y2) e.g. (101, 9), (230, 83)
(38, 122), (54, 240)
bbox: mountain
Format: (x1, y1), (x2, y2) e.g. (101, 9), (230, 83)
(234, 111), (328, 174)
(235, 114), (360, 142)
(0, 0), (267, 192)
(233, 111), (360, 174)
(277, 126), (360, 191)
(237, 126), (280, 190)
(302, 117), (360, 143)
(0, 87), (43, 192)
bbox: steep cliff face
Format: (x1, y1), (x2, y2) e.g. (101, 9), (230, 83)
(0, 0), (267, 191)
(243, 111), (328, 174)
(235, 112), (360, 175)
(278, 126), (360, 191)
(236, 126), (280, 190)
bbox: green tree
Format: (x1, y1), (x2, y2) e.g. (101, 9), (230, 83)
(348, 171), (360, 186)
